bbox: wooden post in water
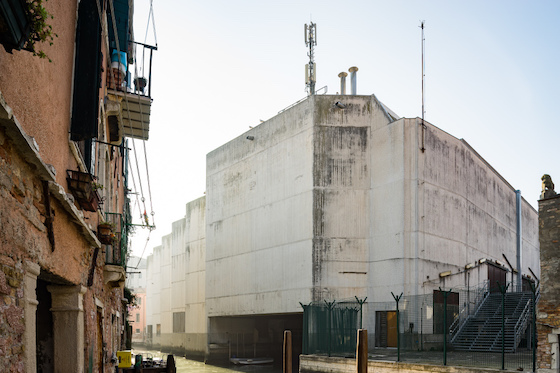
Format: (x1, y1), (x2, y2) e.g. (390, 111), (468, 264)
(283, 330), (292, 373)
(166, 354), (176, 373)
(356, 329), (368, 373)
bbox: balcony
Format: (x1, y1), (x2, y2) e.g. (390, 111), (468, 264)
(103, 212), (125, 266)
(106, 41), (156, 143)
(66, 170), (102, 212)
(103, 212), (126, 287)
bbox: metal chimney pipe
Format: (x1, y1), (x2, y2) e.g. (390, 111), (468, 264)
(349, 66), (358, 95)
(516, 190), (522, 291)
(338, 72), (348, 95)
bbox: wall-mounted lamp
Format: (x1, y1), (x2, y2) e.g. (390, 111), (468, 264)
(439, 271), (452, 278)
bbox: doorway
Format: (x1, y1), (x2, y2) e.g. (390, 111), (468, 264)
(36, 279), (54, 373)
(375, 311), (397, 347)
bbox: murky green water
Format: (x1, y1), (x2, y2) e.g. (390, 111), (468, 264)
(131, 349), (282, 373)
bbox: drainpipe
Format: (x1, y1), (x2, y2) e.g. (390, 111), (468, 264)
(338, 72), (347, 95)
(349, 66), (358, 95)
(516, 190), (522, 292)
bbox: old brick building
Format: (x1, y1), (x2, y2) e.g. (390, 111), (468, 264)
(0, 0), (153, 371)
(537, 175), (560, 372)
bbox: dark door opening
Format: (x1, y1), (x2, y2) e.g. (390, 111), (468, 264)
(36, 279), (54, 373)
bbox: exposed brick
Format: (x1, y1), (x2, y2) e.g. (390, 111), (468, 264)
(538, 194), (560, 368)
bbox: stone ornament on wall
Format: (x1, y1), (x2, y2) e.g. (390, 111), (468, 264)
(541, 174), (557, 200)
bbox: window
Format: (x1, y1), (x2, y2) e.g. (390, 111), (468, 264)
(136, 313), (140, 322)
(136, 329), (140, 334)
(156, 324), (161, 336)
(137, 297), (141, 305)
(173, 312), (185, 333)
(70, 0), (102, 142)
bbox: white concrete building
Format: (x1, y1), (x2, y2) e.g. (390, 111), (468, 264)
(146, 94), (539, 361)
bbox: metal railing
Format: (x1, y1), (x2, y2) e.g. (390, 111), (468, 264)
(449, 280), (489, 341)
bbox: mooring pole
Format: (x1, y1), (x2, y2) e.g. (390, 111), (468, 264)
(356, 329), (368, 373)
(283, 330), (292, 373)
(391, 292), (403, 362)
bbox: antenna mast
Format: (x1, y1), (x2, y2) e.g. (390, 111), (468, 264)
(305, 22), (317, 95)
(420, 20), (426, 152)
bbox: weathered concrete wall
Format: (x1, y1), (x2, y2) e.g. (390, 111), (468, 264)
(146, 197), (207, 358)
(418, 122), (539, 294)
(146, 94), (539, 358)
(206, 98), (315, 316)
(312, 96), (380, 302)
(537, 193), (560, 372)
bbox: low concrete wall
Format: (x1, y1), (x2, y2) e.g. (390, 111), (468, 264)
(299, 355), (511, 373)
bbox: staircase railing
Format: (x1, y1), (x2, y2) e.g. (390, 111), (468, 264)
(513, 294), (531, 350)
(450, 280), (489, 342)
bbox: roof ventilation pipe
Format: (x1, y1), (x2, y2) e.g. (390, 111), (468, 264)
(338, 72), (348, 95)
(349, 66), (358, 95)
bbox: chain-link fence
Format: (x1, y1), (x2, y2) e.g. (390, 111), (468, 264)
(302, 282), (538, 371)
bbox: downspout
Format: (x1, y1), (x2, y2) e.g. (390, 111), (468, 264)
(516, 190), (522, 292)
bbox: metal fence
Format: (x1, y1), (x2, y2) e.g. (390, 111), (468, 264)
(303, 282), (538, 371)
(302, 298), (365, 357)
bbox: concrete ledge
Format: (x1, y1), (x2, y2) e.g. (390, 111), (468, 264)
(299, 354), (518, 373)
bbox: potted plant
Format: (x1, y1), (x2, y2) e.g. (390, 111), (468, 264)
(23, 0), (57, 61)
(97, 221), (116, 245)
(134, 77), (147, 93)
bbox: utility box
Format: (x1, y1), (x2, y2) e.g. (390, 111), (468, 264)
(116, 350), (132, 368)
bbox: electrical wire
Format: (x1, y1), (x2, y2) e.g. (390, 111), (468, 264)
(91, 0), (156, 257)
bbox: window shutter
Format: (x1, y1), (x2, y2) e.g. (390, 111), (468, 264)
(70, 0), (101, 141)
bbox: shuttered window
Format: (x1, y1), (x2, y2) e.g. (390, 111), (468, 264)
(70, 0), (101, 141)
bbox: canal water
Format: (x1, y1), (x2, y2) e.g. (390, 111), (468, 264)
(131, 349), (282, 373)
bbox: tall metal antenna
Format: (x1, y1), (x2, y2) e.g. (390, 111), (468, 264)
(420, 20), (426, 152)
(304, 22), (317, 95)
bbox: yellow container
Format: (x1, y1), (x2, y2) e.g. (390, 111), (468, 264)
(116, 350), (132, 368)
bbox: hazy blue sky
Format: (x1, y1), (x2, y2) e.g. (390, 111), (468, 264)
(128, 0), (560, 258)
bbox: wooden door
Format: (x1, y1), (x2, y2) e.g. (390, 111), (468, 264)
(386, 311), (397, 347)
(488, 265), (507, 293)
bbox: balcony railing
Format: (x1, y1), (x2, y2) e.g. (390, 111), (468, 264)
(104, 212), (126, 267)
(106, 41), (157, 142)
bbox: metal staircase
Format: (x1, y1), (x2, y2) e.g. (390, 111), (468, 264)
(450, 291), (532, 352)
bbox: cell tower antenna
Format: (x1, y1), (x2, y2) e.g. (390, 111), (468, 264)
(420, 20), (426, 152)
(304, 22), (317, 95)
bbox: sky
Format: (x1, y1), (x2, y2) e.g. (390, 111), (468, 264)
(126, 0), (560, 259)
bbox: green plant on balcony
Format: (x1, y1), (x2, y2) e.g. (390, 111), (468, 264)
(0, 0), (57, 59)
